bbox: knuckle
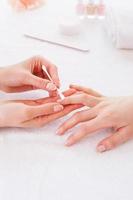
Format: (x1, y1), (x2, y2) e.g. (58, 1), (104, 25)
(102, 109), (114, 121)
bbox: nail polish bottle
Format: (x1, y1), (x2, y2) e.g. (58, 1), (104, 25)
(86, 0), (97, 19)
(76, 0), (85, 19)
(97, 0), (105, 19)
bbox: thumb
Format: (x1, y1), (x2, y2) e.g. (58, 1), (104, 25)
(27, 74), (57, 92)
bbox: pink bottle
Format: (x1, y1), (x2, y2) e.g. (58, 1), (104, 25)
(76, 0), (85, 18)
(97, 0), (105, 18)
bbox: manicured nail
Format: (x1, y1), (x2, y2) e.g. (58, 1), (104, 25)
(65, 138), (73, 146)
(56, 128), (63, 135)
(54, 105), (63, 112)
(46, 83), (57, 91)
(97, 145), (106, 153)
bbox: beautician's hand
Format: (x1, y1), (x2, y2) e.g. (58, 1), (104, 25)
(0, 89), (81, 128)
(57, 84), (133, 153)
(0, 56), (60, 95)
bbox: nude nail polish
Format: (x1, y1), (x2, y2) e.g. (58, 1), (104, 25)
(46, 83), (57, 91)
(54, 105), (63, 112)
(97, 145), (106, 153)
(56, 128), (63, 135)
(65, 137), (74, 146)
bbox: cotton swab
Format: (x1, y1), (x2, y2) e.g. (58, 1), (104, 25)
(42, 65), (65, 100)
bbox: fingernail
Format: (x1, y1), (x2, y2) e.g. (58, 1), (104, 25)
(54, 105), (63, 112)
(56, 128), (63, 135)
(97, 145), (106, 153)
(65, 138), (73, 146)
(46, 83), (57, 91)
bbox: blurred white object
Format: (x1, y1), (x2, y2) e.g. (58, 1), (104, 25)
(24, 18), (90, 52)
(59, 17), (83, 36)
(104, 6), (133, 49)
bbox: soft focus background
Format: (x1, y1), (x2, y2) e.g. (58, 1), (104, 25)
(0, 1), (133, 200)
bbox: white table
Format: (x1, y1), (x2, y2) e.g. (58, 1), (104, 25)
(0, 0), (133, 200)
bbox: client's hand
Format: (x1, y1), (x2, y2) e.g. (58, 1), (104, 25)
(57, 84), (133, 153)
(9, 0), (44, 11)
(0, 56), (60, 95)
(0, 89), (81, 128)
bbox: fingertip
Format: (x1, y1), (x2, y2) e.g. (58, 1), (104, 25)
(65, 136), (75, 146)
(56, 127), (64, 135)
(97, 140), (113, 153)
(97, 145), (106, 153)
(46, 83), (57, 91)
(65, 140), (72, 147)
(54, 104), (64, 112)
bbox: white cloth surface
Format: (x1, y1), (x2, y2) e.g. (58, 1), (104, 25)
(105, 5), (133, 49)
(0, 0), (133, 200)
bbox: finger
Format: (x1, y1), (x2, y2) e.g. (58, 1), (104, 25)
(48, 65), (60, 88)
(37, 56), (60, 88)
(1, 85), (33, 93)
(22, 104), (82, 128)
(25, 103), (64, 120)
(27, 74), (57, 92)
(58, 93), (101, 107)
(63, 88), (76, 96)
(34, 89), (77, 104)
(48, 88), (76, 100)
(70, 84), (103, 97)
(57, 108), (97, 135)
(12, 89), (77, 106)
(65, 117), (109, 146)
(97, 126), (131, 153)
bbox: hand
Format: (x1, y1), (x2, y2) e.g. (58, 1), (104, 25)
(57, 84), (133, 153)
(0, 89), (81, 128)
(9, 0), (44, 11)
(0, 56), (60, 95)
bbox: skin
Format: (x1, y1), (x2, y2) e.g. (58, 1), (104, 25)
(57, 84), (133, 153)
(9, 0), (44, 10)
(0, 56), (81, 128)
(0, 56), (60, 96)
(0, 89), (81, 128)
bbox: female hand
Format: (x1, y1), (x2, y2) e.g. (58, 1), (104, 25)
(0, 56), (60, 95)
(9, 0), (44, 11)
(0, 89), (81, 128)
(57, 84), (133, 153)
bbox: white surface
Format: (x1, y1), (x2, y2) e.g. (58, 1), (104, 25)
(0, 0), (133, 200)
(105, 6), (133, 49)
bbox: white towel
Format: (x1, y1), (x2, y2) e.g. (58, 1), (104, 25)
(104, 6), (133, 49)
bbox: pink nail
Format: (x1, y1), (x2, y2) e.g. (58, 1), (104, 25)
(54, 105), (63, 112)
(46, 83), (57, 91)
(97, 145), (106, 153)
(56, 128), (63, 135)
(65, 138), (73, 146)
